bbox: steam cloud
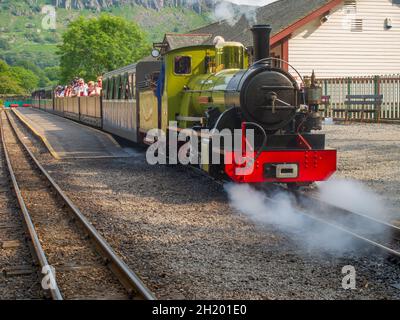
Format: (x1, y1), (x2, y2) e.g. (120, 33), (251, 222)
(317, 178), (389, 220)
(213, 1), (258, 26)
(225, 178), (390, 254)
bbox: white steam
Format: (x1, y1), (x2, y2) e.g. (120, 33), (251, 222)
(317, 178), (390, 219)
(213, 1), (258, 26)
(227, 0), (277, 5)
(225, 178), (390, 254)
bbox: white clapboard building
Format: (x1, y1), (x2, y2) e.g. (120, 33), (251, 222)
(192, 0), (400, 78)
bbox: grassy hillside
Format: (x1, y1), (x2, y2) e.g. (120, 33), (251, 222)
(0, 1), (212, 71)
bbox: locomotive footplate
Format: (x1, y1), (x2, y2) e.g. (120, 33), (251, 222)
(224, 149), (337, 183)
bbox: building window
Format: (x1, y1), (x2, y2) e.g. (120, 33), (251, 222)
(351, 18), (363, 32)
(174, 56), (191, 75)
(393, 0), (400, 5)
(344, 0), (357, 14)
(271, 53), (281, 68)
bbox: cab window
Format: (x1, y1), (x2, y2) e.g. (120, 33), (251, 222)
(174, 56), (191, 75)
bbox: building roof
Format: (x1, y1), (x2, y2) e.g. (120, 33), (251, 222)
(154, 33), (213, 54)
(164, 33), (213, 50)
(191, 0), (336, 46)
(103, 63), (136, 78)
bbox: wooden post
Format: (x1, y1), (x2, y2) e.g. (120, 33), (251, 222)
(374, 76), (381, 122)
(346, 77), (351, 122)
(100, 95), (103, 129)
(324, 79), (328, 117)
(360, 96), (365, 122)
(78, 97), (81, 122)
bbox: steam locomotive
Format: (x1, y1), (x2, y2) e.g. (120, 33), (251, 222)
(32, 24), (336, 187)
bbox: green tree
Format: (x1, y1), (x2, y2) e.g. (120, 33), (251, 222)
(0, 73), (24, 94)
(44, 66), (60, 83)
(0, 59), (40, 94)
(10, 66), (40, 92)
(0, 59), (23, 94)
(58, 14), (151, 82)
(13, 59), (51, 87)
(0, 59), (9, 73)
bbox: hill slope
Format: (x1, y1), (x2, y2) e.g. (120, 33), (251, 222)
(0, 0), (217, 69)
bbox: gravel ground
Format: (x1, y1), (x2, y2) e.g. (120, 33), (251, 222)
(322, 122), (400, 222)
(8, 110), (400, 300)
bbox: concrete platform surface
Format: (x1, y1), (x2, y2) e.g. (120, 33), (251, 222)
(13, 108), (133, 159)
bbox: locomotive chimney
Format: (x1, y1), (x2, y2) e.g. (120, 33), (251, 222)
(251, 24), (272, 62)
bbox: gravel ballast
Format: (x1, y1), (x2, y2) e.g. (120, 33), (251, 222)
(322, 122), (400, 222)
(9, 111), (400, 300)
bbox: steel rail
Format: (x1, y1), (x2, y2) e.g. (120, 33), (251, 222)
(261, 184), (400, 262)
(287, 199), (400, 259)
(0, 110), (63, 300)
(296, 191), (400, 261)
(5, 110), (156, 300)
(295, 191), (400, 241)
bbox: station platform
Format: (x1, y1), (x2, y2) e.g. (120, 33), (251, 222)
(13, 108), (133, 159)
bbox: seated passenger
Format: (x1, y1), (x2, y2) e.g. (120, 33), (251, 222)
(87, 81), (96, 96)
(78, 78), (88, 97)
(71, 78), (86, 97)
(97, 76), (102, 89)
(65, 85), (72, 97)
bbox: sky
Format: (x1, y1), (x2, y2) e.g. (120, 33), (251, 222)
(227, 0), (278, 6)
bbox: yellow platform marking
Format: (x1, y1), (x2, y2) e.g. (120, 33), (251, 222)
(12, 109), (61, 160)
(35, 108), (121, 148)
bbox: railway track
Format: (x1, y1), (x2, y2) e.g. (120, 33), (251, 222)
(0, 114), (44, 299)
(259, 184), (400, 264)
(296, 190), (400, 261)
(0, 110), (155, 300)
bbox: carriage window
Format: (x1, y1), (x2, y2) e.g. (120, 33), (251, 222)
(114, 76), (120, 99)
(102, 79), (108, 99)
(109, 78), (114, 99)
(174, 56), (191, 75)
(128, 73), (135, 99)
(121, 74), (128, 99)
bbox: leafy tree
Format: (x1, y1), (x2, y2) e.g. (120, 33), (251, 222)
(44, 66), (61, 83)
(0, 59), (10, 73)
(0, 59), (40, 94)
(12, 59), (52, 88)
(0, 59), (23, 94)
(58, 14), (151, 82)
(10, 66), (40, 92)
(0, 73), (24, 94)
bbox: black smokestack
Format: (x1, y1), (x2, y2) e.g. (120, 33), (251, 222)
(251, 25), (272, 62)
